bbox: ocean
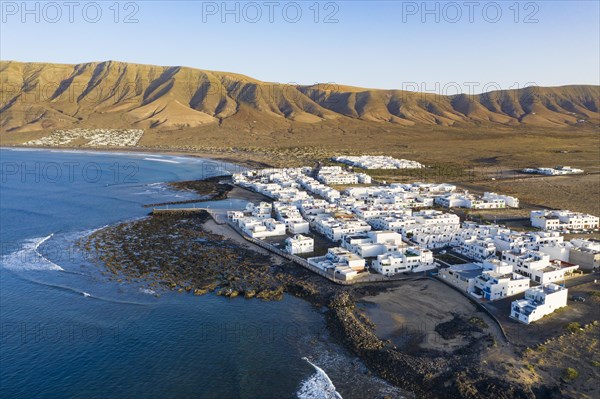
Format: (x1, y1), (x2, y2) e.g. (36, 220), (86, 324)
(0, 148), (403, 399)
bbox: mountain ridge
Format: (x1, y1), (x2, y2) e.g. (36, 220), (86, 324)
(1, 60), (598, 133)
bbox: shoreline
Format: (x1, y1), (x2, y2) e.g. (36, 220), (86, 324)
(10, 146), (592, 397)
(66, 158), (538, 398)
(0, 145), (274, 169)
(82, 208), (539, 399)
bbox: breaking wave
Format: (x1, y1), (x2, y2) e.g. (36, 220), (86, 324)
(1, 234), (64, 271)
(22, 278), (150, 306)
(297, 357), (343, 399)
(143, 157), (180, 164)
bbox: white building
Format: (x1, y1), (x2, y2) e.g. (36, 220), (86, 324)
(472, 271), (530, 301)
(538, 242), (571, 262)
(481, 258), (514, 274)
(372, 246), (435, 275)
(510, 284), (568, 324)
(404, 211), (462, 249)
(457, 238), (497, 261)
(297, 175), (341, 202)
(227, 211), (245, 224)
(501, 249), (579, 284)
(273, 202), (310, 234)
(316, 166), (372, 185)
(285, 234), (315, 255)
(439, 263), (483, 293)
(246, 202), (272, 219)
(531, 210), (599, 232)
(369, 215), (416, 232)
(492, 230), (563, 252)
(435, 191), (516, 209)
(342, 231), (406, 258)
(568, 239), (600, 271)
(482, 192), (520, 208)
(333, 155), (423, 170)
(298, 198), (335, 216)
(307, 247), (366, 280)
(522, 166), (584, 176)
(396, 182), (456, 195)
(311, 215), (371, 242)
(236, 217), (287, 239)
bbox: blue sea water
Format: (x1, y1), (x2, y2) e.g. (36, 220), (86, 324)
(0, 149), (348, 399)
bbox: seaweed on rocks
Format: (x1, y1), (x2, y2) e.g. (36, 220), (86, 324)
(81, 211), (292, 299)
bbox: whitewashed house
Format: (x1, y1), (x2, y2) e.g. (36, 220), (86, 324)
(273, 202), (310, 234)
(332, 155), (423, 170)
(246, 202), (272, 219)
(568, 239), (600, 271)
(510, 284), (568, 324)
(472, 271), (530, 301)
(369, 216), (416, 232)
(372, 246), (435, 275)
(238, 217), (286, 239)
(312, 215), (371, 242)
(481, 258), (514, 274)
(307, 247), (366, 281)
(285, 235), (314, 255)
(439, 263), (484, 293)
(523, 166), (584, 176)
(227, 211), (245, 224)
(342, 231), (406, 258)
(482, 192), (519, 208)
(531, 210), (599, 231)
(457, 238), (497, 261)
(501, 249), (579, 284)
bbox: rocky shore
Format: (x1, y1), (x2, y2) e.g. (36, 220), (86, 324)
(143, 176), (234, 208)
(80, 211), (324, 300)
(79, 177), (558, 399)
(327, 292), (536, 399)
(167, 176), (233, 200)
(81, 209), (542, 398)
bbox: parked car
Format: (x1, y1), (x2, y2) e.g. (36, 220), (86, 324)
(571, 296), (586, 302)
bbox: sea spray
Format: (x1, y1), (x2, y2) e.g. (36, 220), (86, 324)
(297, 357), (343, 399)
(1, 235), (64, 271)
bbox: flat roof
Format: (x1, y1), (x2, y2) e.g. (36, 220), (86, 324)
(449, 263), (483, 279)
(449, 262), (481, 272)
(458, 269), (484, 279)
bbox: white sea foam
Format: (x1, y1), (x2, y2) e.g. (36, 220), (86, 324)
(34, 233), (53, 251)
(297, 357), (343, 399)
(1, 234), (64, 271)
(143, 157), (180, 164)
(61, 225), (109, 243)
(139, 288), (157, 295)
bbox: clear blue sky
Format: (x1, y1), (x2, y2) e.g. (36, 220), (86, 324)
(1, 1), (598, 92)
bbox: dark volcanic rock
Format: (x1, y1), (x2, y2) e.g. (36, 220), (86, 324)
(326, 293), (535, 399)
(81, 212), (287, 300)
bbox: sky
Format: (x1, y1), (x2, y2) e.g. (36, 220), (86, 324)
(1, 1), (599, 92)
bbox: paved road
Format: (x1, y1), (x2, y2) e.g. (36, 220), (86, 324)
(563, 270), (600, 288)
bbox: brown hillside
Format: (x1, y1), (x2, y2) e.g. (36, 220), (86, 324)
(1, 60), (598, 133)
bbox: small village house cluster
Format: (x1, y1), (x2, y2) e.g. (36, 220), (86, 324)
(227, 156), (599, 324)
